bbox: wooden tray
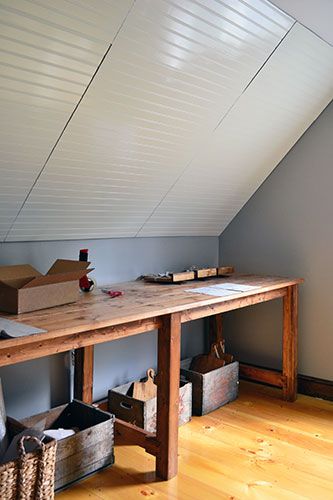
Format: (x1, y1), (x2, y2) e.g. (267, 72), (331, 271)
(143, 266), (234, 283)
(194, 267), (217, 279)
(143, 271), (195, 283)
(217, 266), (234, 276)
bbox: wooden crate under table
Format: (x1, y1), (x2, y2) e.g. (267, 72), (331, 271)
(21, 399), (114, 491)
(181, 359), (239, 416)
(108, 379), (192, 433)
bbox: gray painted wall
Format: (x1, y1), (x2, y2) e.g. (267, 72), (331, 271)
(219, 102), (333, 381)
(271, 0), (333, 45)
(0, 236), (218, 418)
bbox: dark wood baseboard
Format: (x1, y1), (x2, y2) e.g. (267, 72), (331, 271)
(297, 374), (333, 401)
(239, 362), (333, 402)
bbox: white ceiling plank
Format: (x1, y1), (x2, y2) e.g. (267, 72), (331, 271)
(7, 0), (293, 241)
(0, 0), (134, 241)
(138, 23), (333, 237)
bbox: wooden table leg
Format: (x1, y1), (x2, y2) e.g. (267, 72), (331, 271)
(156, 312), (181, 480)
(282, 285), (298, 401)
(74, 345), (94, 403)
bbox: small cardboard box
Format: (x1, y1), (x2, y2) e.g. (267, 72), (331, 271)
(181, 359), (239, 416)
(21, 400), (114, 491)
(108, 379), (192, 433)
(0, 259), (92, 314)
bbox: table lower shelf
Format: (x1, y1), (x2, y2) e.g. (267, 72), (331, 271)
(97, 401), (159, 456)
(239, 363), (285, 388)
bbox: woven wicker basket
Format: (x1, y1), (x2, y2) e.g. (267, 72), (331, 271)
(0, 435), (57, 500)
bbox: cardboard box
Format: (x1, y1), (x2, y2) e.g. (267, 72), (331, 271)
(0, 259), (92, 314)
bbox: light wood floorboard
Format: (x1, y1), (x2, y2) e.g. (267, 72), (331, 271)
(56, 382), (333, 499)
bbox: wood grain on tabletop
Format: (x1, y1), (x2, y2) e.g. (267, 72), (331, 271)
(0, 275), (302, 346)
(56, 381), (333, 500)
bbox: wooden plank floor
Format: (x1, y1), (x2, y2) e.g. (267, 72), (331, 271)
(56, 382), (333, 499)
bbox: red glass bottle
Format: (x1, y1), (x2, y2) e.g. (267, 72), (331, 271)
(79, 249), (95, 292)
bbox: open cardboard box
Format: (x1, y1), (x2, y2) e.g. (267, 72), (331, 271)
(0, 259), (93, 314)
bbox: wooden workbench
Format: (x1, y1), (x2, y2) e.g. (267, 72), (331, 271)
(0, 274), (302, 480)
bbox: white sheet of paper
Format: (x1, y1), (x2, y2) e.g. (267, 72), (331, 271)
(44, 428), (76, 441)
(212, 283), (260, 292)
(0, 318), (47, 339)
(185, 287), (239, 297)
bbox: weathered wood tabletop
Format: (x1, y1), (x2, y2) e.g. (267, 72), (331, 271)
(0, 275), (301, 348)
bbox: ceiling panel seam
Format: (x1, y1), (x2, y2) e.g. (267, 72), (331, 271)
(137, 23), (333, 238)
(213, 20), (296, 131)
(3, 0), (136, 243)
(134, 19), (296, 238)
(3, 45), (113, 242)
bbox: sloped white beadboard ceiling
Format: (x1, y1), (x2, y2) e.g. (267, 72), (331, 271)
(0, 0), (134, 240)
(139, 23), (333, 236)
(0, 0), (332, 241)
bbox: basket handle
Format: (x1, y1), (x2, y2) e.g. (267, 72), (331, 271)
(17, 435), (47, 500)
(18, 435), (44, 459)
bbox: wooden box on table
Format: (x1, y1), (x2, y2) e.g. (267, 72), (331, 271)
(181, 359), (239, 416)
(108, 380), (192, 433)
(21, 400), (114, 491)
